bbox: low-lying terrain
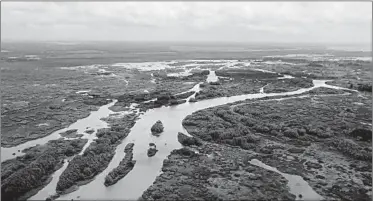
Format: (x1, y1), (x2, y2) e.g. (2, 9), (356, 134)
(142, 144), (296, 200)
(143, 89), (372, 200)
(56, 112), (139, 194)
(1, 42), (371, 201)
(195, 72), (314, 101)
(104, 143), (136, 187)
(1, 138), (87, 201)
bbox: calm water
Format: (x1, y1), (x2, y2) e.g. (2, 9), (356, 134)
(4, 70), (350, 201)
(53, 79), (338, 200)
(249, 159), (324, 200)
(1, 100), (117, 162)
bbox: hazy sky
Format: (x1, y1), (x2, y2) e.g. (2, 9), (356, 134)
(2, 2), (371, 44)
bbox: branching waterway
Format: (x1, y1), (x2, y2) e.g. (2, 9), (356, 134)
(2, 71), (356, 201)
(54, 78), (339, 201)
(1, 100), (118, 162)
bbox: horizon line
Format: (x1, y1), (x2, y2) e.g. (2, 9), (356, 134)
(1, 39), (371, 46)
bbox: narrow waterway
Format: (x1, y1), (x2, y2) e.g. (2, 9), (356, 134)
(249, 159), (324, 200)
(30, 158), (71, 200)
(1, 100), (117, 162)
(5, 70), (353, 201)
(55, 78), (342, 200)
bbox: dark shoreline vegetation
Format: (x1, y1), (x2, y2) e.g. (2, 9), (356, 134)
(142, 90), (371, 200)
(112, 70), (208, 112)
(1, 138), (88, 201)
(1, 43), (371, 201)
(151, 121), (164, 135)
(194, 76), (314, 101)
(104, 143), (136, 187)
(55, 112), (139, 194)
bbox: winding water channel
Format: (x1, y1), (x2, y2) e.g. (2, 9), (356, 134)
(1, 100), (117, 162)
(2, 70), (353, 201)
(249, 159), (324, 200)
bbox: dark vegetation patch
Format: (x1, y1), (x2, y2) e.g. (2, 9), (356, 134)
(215, 69), (279, 79)
(151, 120), (164, 135)
(263, 78), (313, 93)
(142, 143), (296, 200)
(104, 143), (136, 186)
(178, 93), (372, 200)
(59, 129), (84, 138)
(112, 71), (207, 112)
(1, 138), (87, 201)
(56, 113), (138, 194)
(177, 132), (203, 146)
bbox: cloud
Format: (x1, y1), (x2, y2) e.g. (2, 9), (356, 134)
(1, 2), (371, 43)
